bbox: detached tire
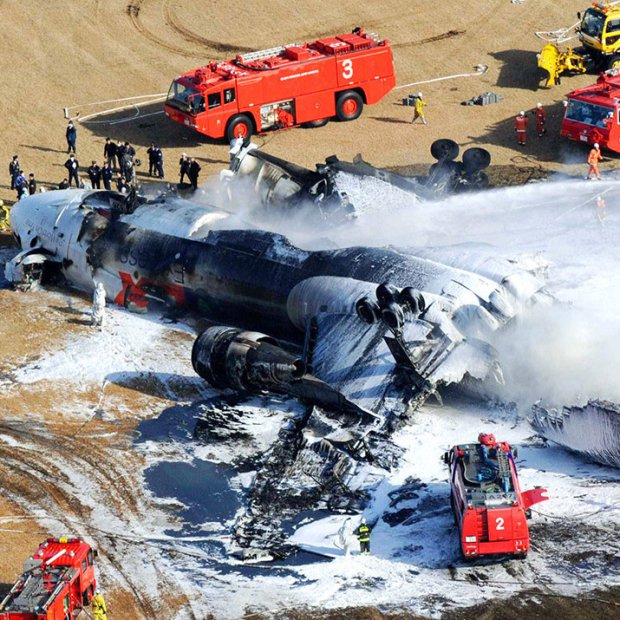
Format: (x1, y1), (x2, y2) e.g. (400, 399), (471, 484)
(226, 115), (253, 142)
(336, 91), (364, 121)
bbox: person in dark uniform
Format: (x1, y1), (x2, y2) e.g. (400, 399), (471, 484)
(188, 157), (201, 190)
(58, 178), (69, 190)
(104, 138), (117, 169)
(64, 154), (80, 187)
(124, 141), (136, 159)
(155, 146), (164, 178)
(9, 155), (20, 190)
(355, 517), (371, 555)
(14, 172), (27, 199)
(120, 142), (136, 181)
(87, 161), (102, 189)
(102, 163), (113, 190)
(116, 141), (126, 175)
(116, 173), (128, 193)
(66, 121), (77, 153)
(179, 153), (190, 185)
(28, 173), (36, 195)
(147, 143), (157, 177)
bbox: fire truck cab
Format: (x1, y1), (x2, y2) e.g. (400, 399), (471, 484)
(0, 538), (97, 620)
(561, 69), (620, 151)
(164, 28), (395, 141)
(444, 434), (548, 560)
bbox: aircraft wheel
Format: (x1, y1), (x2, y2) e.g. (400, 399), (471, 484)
(376, 282), (399, 306)
(356, 297), (381, 324)
(399, 287), (425, 314)
(336, 91), (364, 121)
(430, 138), (459, 161)
(462, 147), (491, 172)
(226, 115), (253, 142)
(381, 301), (405, 331)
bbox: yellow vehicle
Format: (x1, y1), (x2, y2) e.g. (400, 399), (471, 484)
(539, 3), (620, 86)
(0, 200), (10, 232)
(578, 2), (620, 69)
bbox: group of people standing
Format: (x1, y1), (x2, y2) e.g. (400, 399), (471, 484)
(514, 103), (547, 146)
(9, 155), (37, 199)
(57, 121), (203, 194)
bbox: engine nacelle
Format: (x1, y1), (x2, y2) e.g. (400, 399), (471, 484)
(192, 326), (305, 393)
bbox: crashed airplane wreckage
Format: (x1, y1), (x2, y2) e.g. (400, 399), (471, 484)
(531, 400), (620, 469)
(5, 172), (548, 556)
(220, 138), (492, 218)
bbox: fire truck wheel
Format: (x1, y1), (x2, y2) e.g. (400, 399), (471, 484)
(226, 115), (254, 142)
(611, 55), (620, 70)
(336, 91), (364, 121)
(304, 118), (330, 128)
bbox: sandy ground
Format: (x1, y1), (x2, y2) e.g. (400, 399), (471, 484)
(0, 0), (612, 209)
(0, 1), (618, 619)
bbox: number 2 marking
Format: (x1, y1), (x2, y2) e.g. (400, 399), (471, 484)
(342, 59), (353, 80)
(496, 517), (505, 530)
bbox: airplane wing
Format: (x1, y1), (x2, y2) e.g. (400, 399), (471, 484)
(306, 310), (499, 421)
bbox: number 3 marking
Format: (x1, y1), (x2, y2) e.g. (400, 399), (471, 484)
(496, 517), (505, 530)
(342, 59), (353, 80)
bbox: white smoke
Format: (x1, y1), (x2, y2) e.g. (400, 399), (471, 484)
(205, 155), (620, 410)
(489, 303), (620, 408)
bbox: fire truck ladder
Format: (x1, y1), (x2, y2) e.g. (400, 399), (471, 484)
(238, 45), (294, 63)
(496, 449), (511, 494)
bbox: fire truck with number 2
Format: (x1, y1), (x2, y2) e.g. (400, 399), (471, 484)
(444, 434), (548, 560)
(0, 537), (98, 620)
(164, 27), (396, 141)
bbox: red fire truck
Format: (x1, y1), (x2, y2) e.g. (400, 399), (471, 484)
(561, 69), (620, 152)
(0, 538), (97, 620)
(164, 28), (396, 141)
(444, 434), (548, 560)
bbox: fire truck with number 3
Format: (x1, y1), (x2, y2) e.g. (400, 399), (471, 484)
(164, 27), (396, 141)
(0, 537), (97, 620)
(444, 434), (548, 560)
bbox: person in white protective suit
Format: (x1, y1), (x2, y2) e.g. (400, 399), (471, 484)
(228, 134), (244, 170)
(91, 282), (107, 329)
(338, 517), (352, 556)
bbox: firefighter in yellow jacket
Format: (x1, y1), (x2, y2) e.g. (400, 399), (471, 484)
(91, 590), (107, 620)
(411, 93), (427, 124)
(355, 517), (372, 554)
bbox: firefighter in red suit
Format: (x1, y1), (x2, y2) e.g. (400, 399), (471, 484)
(534, 103), (546, 137)
(587, 143), (603, 180)
(514, 111), (528, 145)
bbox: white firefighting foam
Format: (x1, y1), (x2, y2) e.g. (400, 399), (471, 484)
(4, 177), (620, 619)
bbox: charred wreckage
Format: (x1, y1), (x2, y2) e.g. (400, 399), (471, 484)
(5, 145), (559, 557)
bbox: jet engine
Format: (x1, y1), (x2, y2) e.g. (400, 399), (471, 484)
(192, 326), (306, 392)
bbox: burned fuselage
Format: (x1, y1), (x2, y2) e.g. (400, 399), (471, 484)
(6, 187), (555, 555)
(7, 188), (547, 420)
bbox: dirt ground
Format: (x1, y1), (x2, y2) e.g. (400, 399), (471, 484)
(0, 1), (618, 618)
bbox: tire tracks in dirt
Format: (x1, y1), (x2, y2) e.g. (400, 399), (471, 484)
(163, 0), (252, 55)
(127, 0), (250, 60)
(127, 0), (203, 58)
